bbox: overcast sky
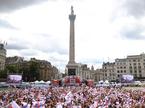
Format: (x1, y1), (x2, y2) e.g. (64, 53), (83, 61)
(0, 0), (145, 72)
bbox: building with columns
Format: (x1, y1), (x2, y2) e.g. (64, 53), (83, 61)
(115, 53), (145, 81)
(77, 64), (93, 80)
(100, 53), (145, 82)
(0, 43), (6, 70)
(102, 62), (116, 81)
(115, 58), (127, 80)
(93, 69), (104, 82)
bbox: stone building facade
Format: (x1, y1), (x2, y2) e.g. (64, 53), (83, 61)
(28, 58), (59, 81)
(5, 57), (59, 81)
(77, 64), (91, 80)
(0, 44), (6, 70)
(102, 62), (116, 81)
(115, 53), (145, 81)
(64, 53), (145, 82)
(100, 53), (145, 82)
(93, 69), (104, 82)
(6, 56), (24, 65)
(115, 58), (127, 80)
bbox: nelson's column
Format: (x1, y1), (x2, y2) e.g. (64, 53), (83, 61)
(66, 6), (78, 76)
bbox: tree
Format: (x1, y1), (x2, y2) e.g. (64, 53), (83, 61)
(6, 65), (18, 73)
(21, 66), (29, 82)
(29, 61), (40, 81)
(0, 69), (7, 79)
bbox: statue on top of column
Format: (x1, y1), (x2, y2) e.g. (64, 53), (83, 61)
(71, 6), (74, 15)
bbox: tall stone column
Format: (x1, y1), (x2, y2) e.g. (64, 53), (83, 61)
(66, 6), (78, 76)
(68, 6), (76, 64)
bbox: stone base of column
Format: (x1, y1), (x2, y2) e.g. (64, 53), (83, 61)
(66, 63), (78, 76)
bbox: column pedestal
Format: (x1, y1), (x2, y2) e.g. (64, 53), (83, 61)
(66, 63), (78, 76)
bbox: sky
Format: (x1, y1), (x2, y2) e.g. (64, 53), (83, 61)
(0, 0), (145, 72)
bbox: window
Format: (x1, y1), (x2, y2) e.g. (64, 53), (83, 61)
(139, 74), (142, 77)
(134, 74), (137, 77)
(133, 59), (136, 62)
(117, 70), (120, 73)
(124, 70), (126, 73)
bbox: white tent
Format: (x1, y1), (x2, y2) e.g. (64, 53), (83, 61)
(105, 80), (109, 84)
(39, 80), (45, 83)
(134, 81), (142, 86)
(46, 81), (51, 84)
(34, 80), (39, 83)
(98, 80), (104, 84)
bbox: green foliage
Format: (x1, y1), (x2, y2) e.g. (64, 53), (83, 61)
(21, 66), (29, 82)
(6, 65), (17, 73)
(29, 61), (40, 81)
(22, 61), (40, 82)
(4, 61), (40, 82)
(0, 69), (7, 78)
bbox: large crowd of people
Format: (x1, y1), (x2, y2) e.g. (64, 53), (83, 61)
(0, 85), (145, 108)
